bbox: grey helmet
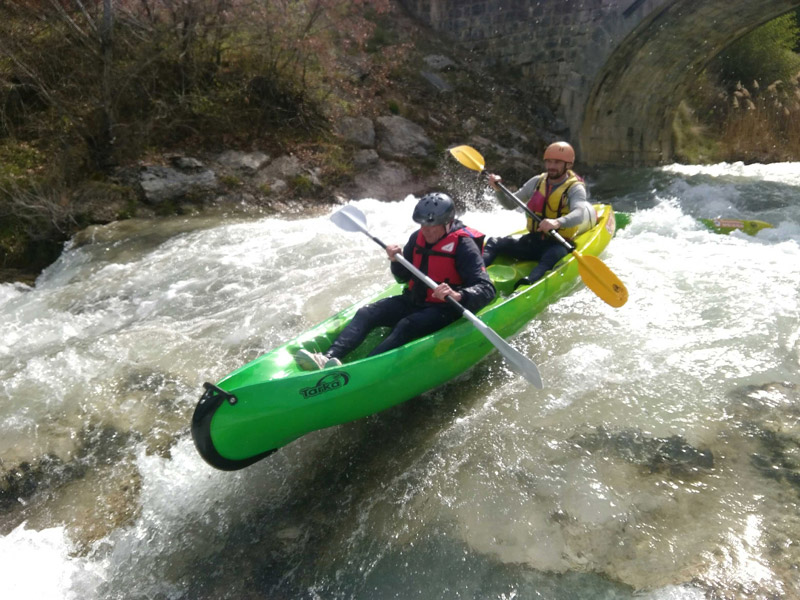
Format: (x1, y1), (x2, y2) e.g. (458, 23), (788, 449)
(412, 192), (455, 226)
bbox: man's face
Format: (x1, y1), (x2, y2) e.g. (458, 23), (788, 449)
(420, 224), (447, 244)
(545, 159), (569, 179)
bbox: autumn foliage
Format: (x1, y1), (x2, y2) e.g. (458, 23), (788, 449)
(0, 0), (393, 177)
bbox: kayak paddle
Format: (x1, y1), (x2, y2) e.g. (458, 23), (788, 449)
(331, 204), (544, 389)
(449, 144), (628, 308)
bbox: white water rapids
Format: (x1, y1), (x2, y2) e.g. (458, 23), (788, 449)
(1, 162), (799, 599)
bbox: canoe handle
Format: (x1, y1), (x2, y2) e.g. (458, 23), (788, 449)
(198, 381), (238, 410)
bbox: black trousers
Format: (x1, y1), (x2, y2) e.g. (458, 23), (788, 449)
(327, 293), (459, 359)
(483, 233), (569, 282)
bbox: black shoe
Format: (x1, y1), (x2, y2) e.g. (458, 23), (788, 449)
(513, 277), (532, 290)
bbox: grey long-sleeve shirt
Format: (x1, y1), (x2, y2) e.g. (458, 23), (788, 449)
(496, 173), (595, 233)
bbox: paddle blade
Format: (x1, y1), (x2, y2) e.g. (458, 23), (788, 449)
(489, 330), (544, 388)
(331, 204), (369, 234)
(449, 145), (485, 172)
(574, 252), (628, 308)
(461, 312), (543, 388)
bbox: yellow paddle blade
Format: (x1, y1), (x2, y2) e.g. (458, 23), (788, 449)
(449, 145), (485, 172)
(573, 252), (628, 308)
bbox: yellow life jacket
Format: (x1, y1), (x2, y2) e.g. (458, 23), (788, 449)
(525, 170), (585, 239)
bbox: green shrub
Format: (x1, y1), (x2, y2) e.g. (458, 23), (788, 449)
(290, 174), (316, 195)
(712, 14), (800, 88)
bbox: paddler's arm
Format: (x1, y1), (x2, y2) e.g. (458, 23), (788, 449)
(488, 174), (541, 211)
(452, 238), (496, 312)
(388, 232), (416, 283)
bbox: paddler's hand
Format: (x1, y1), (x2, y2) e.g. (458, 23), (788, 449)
(386, 244), (402, 261)
(432, 283), (462, 303)
(487, 173), (502, 191)
(537, 218), (560, 233)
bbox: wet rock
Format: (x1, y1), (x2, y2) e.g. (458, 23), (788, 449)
(0, 454), (83, 511)
(723, 382), (800, 491)
(0, 425), (137, 513)
(24, 461), (142, 554)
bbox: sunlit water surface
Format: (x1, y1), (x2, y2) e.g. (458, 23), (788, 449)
(1, 162), (799, 599)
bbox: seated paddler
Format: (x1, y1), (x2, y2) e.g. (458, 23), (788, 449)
(295, 192), (496, 370)
(483, 141), (597, 288)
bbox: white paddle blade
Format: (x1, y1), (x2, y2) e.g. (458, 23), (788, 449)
(331, 204), (369, 234)
(463, 312), (543, 388)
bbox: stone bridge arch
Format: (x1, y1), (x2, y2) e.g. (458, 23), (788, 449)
(400, 0), (800, 166)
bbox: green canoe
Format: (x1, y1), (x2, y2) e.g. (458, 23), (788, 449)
(192, 204), (621, 470)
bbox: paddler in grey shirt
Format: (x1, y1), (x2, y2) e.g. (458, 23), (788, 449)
(484, 141), (597, 289)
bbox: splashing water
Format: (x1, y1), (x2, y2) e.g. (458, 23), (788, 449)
(1, 163), (799, 599)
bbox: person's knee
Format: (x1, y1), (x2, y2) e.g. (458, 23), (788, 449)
(483, 237), (499, 266)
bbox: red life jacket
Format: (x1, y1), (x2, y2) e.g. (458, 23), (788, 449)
(408, 226), (485, 303)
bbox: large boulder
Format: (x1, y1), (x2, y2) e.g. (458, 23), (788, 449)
(335, 116), (375, 148)
(348, 159), (431, 201)
(375, 115), (434, 159)
(138, 165), (217, 204)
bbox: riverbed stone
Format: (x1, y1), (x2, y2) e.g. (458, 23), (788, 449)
(375, 115), (434, 159)
(217, 150), (270, 172)
(336, 116), (375, 148)
(423, 54), (457, 71)
(138, 165), (217, 204)
(349, 159), (430, 201)
(353, 149), (379, 168)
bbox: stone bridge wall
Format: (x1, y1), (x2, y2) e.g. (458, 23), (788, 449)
(400, 0), (800, 166)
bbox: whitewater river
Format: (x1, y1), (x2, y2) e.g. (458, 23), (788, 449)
(1, 162), (799, 599)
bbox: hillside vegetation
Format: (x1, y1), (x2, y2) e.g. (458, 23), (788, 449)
(1, 0), (564, 282)
(2, 2), (800, 282)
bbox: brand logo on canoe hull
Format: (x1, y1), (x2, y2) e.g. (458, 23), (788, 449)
(605, 212), (616, 237)
(299, 372), (350, 399)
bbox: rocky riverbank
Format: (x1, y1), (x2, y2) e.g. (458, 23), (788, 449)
(1, 43), (565, 286)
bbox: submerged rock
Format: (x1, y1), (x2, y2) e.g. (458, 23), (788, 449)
(732, 382), (800, 492)
(570, 426), (714, 475)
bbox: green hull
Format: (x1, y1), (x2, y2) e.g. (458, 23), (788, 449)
(192, 205), (620, 470)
